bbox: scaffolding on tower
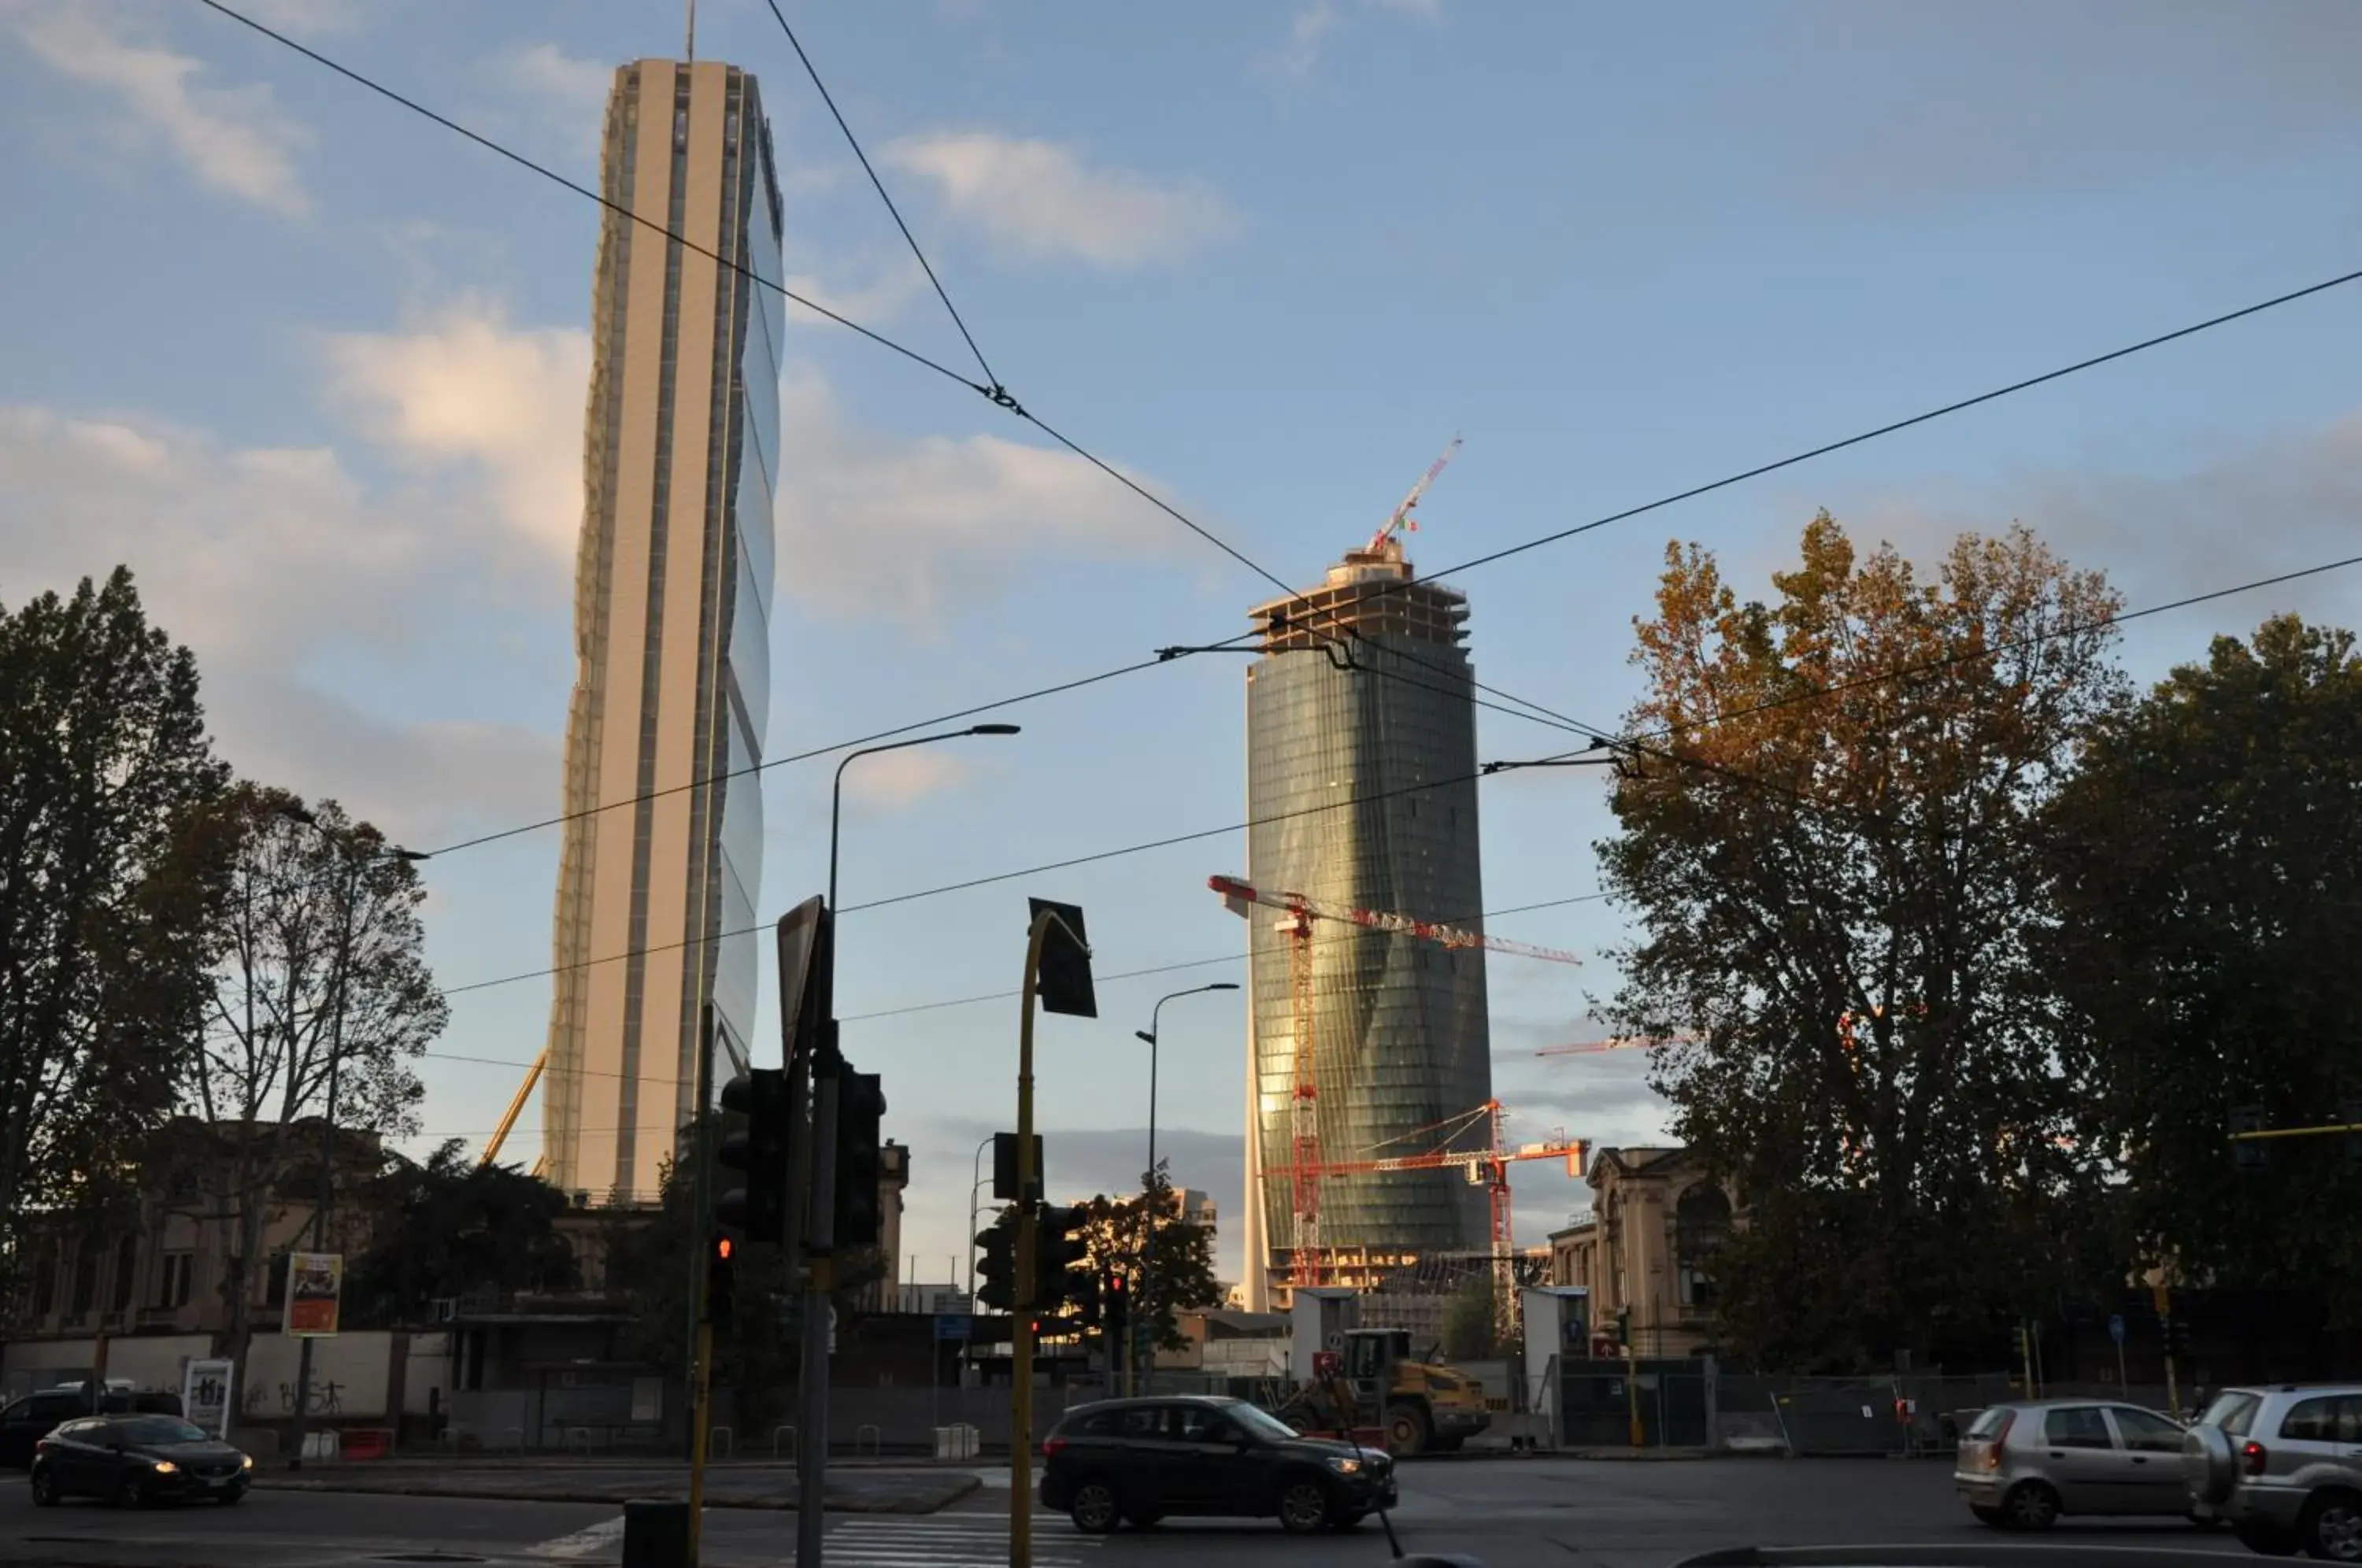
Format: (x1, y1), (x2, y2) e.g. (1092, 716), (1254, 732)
(1209, 873), (1584, 1300)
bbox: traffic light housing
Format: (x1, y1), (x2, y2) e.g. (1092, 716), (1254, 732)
(1035, 1204), (1089, 1311)
(2163, 1315), (2188, 1358)
(707, 1233), (737, 1333)
(832, 1068), (887, 1247)
(2230, 1104), (2268, 1171)
(716, 1067), (790, 1243)
(1075, 1271), (1102, 1330)
(1102, 1270), (1130, 1340)
(1614, 1305), (1631, 1347)
(2343, 1100), (2362, 1170)
(976, 1217), (1018, 1313)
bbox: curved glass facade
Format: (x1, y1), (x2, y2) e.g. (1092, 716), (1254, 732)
(1242, 551), (1492, 1303)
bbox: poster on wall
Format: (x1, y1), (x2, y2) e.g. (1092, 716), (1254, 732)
(284, 1252), (343, 1337)
(183, 1358), (234, 1440)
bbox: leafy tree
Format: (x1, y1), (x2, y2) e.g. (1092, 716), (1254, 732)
(1072, 1165), (1223, 1352)
(603, 1146), (883, 1429)
(0, 568), (225, 1304)
(2047, 616), (2362, 1322)
(343, 1140), (578, 1326)
(1596, 515), (2127, 1369)
(170, 786), (443, 1419)
(1440, 1276), (1500, 1363)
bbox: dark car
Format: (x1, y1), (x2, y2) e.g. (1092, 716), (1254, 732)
(29, 1414), (251, 1507)
(0, 1389), (181, 1469)
(1039, 1394), (1397, 1534)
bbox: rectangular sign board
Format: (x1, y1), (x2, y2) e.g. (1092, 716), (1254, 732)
(283, 1252), (343, 1337)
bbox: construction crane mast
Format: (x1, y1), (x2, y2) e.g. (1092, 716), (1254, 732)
(1209, 873), (1582, 1295)
(1364, 435), (1461, 556)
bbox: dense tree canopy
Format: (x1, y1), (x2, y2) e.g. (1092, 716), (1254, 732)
(1597, 515), (2127, 1369)
(2047, 615), (2362, 1323)
(1072, 1166), (1224, 1352)
(345, 1140), (578, 1326)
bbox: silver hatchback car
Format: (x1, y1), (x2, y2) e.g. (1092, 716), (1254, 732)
(2182, 1384), (2362, 1560)
(1953, 1398), (2202, 1530)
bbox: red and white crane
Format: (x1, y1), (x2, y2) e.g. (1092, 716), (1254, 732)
(1533, 1034), (1691, 1058)
(1364, 435), (1462, 556)
(1209, 873), (1582, 1293)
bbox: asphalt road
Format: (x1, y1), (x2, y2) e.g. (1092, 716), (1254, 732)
(0, 1456), (2260, 1568)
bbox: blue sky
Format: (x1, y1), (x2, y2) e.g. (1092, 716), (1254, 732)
(3, 0), (2360, 1287)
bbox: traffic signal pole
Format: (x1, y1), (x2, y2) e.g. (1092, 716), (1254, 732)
(794, 1011), (840, 1568)
(687, 1004), (717, 1563)
(1009, 906), (1055, 1568)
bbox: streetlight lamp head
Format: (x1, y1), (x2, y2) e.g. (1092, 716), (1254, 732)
(276, 803), (320, 826)
(391, 848), (431, 863)
(1134, 1030), (1155, 1045)
(968, 723), (1021, 736)
(1207, 982), (1240, 993)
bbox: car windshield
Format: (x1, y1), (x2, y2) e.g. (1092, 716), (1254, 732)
(115, 1417), (209, 1444)
(1230, 1403), (1301, 1443)
(2201, 1391), (2263, 1436)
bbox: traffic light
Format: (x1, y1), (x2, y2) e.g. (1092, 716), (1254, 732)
(707, 1234), (737, 1333)
(716, 1067), (790, 1243)
(976, 1217), (1018, 1313)
(2343, 1101), (2362, 1170)
(1035, 1204), (1089, 1311)
(832, 1068), (887, 1247)
(2163, 1316), (2188, 1358)
(2230, 1104), (2268, 1171)
(1075, 1272), (1102, 1330)
(1614, 1305), (1631, 1348)
(1102, 1270), (1130, 1340)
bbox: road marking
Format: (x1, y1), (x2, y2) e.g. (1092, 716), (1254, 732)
(527, 1517), (627, 1559)
(827, 1515), (1098, 1567)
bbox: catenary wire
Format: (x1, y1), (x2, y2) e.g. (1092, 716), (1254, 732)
(433, 547), (2362, 1004)
(183, 3), (2362, 875)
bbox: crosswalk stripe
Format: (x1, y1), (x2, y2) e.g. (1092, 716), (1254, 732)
(527, 1518), (627, 1559)
(824, 1514), (1101, 1567)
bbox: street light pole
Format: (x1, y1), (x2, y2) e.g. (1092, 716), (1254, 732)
(1130, 982), (1237, 1396)
(795, 724), (1017, 1568)
(274, 804), (425, 1470)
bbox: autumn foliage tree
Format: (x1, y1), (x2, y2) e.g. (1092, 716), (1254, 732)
(1596, 514), (2127, 1370)
(1073, 1167), (1223, 1352)
(2046, 616), (2362, 1325)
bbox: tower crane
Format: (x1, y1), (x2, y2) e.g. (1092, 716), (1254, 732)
(1533, 1034), (1690, 1058)
(1209, 873), (1583, 1294)
(1364, 435), (1461, 556)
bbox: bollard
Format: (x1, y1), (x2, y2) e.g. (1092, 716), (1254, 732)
(621, 1497), (691, 1568)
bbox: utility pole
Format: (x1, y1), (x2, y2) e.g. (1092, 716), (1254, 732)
(685, 1004), (718, 1564)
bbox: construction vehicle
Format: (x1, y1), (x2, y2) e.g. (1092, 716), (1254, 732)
(1281, 1287), (1493, 1457)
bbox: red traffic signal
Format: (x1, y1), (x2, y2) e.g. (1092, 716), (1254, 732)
(714, 1235), (734, 1262)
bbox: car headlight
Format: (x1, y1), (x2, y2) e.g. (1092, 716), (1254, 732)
(1326, 1456), (1362, 1474)
(242, 1455), (255, 1470)
(152, 1461), (180, 1474)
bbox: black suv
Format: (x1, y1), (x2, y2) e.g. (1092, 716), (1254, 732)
(1040, 1394), (1397, 1534)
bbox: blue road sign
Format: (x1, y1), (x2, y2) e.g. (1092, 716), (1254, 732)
(2108, 1313), (2127, 1345)
(935, 1314), (973, 1341)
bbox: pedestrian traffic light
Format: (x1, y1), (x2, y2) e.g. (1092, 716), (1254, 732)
(1035, 1204), (1089, 1310)
(1103, 1270), (1130, 1340)
(976, 1217), (1018, 1313)
(1614, 1305), (1631, 1347)
(2229, 1104), (2268, 1171)
(832, 1067), (887, 1247)
(1075, 1272), (1102, 1329)
(716, 1067), (790, 1243)
(707, 1233), (736, 1333)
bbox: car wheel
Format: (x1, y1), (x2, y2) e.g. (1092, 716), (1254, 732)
(117, 1471), (147, 1511)
(2301, 1489), (2362, 1562)
(1970, 1505), (2005, 1528)
(1067, 1480), (1120, 1535)
(2001, 1481), (2060, 1531)
(1279, 1477), (1334, 1534)
(1386, 1403), (1432, 1458)
(29, 1467), (61, 1507)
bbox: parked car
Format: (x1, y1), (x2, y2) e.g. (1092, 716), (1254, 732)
(1040, 1394), (1398, 1534)
(0, 1389), (182, 1469)
(1953, 1398), (2204, 1529)
(2183, 1384), (2362, 1559)
(29, 1413), (252, 1507)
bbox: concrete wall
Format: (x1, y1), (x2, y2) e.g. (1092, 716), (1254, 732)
(4, 1331), (455, 1426)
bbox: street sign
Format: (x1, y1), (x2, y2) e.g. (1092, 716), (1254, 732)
(935, 1314), (973, 1342)
(2108, 1314), (2127, 1345)
(182, 1359), (233, 1440)
(774, 897), (827, 1071)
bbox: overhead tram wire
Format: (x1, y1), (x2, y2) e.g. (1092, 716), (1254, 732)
(184, 5), (2362, 861)
(431, 546), (2362, 1006)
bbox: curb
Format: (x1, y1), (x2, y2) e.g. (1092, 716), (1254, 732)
(252, 1474), (983, 1514)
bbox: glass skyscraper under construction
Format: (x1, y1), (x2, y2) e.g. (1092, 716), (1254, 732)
(1238, 540), (1492, 1310)
(542, 60), (782, 1204)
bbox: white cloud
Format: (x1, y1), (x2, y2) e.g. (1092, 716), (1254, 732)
(839, 748), (976, 819)
(320, 305), (591, 560)
(881, 131), (1237, 269)
(4, 0), (311, 214)
(776, 366), (1182, 623)
(499, 41), (611, 157)
(1262, 0), (1442, 80)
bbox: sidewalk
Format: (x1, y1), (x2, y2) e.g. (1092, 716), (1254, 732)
(252, 1459), (980, 1513)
